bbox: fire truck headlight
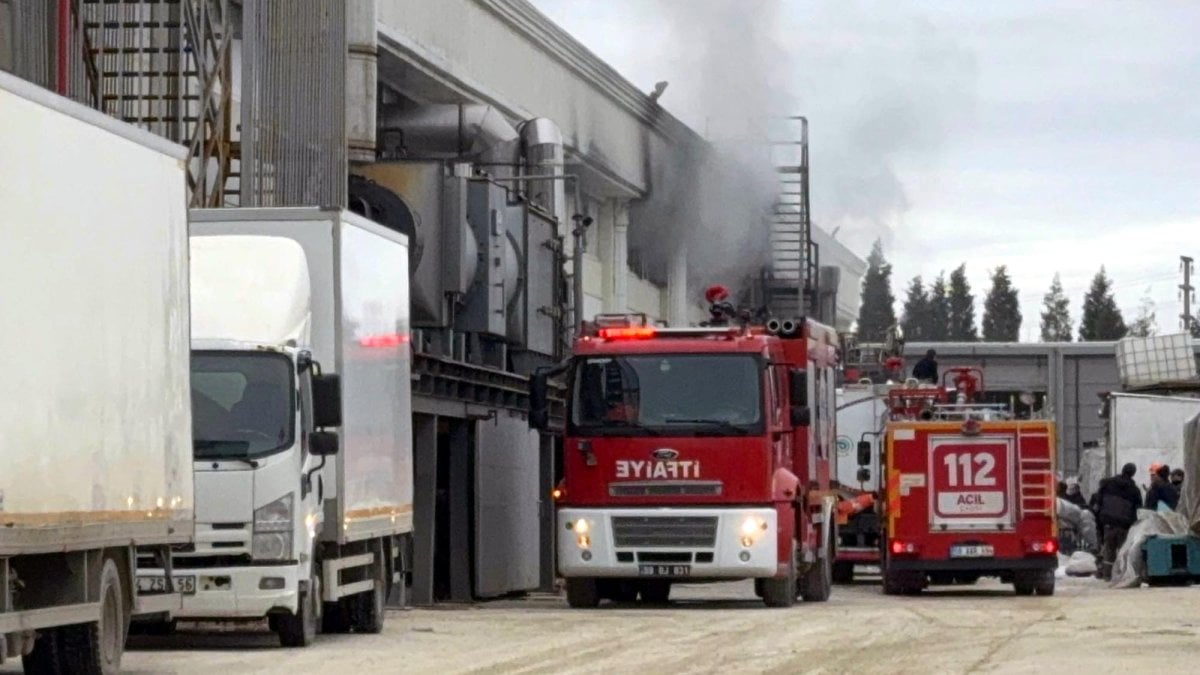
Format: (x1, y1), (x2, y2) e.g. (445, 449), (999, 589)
(740, 516), (767, 538)
(576, 534), (591, 549)
(571, 519), (590, 535)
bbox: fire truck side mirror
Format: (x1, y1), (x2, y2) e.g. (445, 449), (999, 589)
(529, 371), (550, 431)
(857, 441), (872, 466)
(790, 405), (811, 427)
(789, 369), (808, 407)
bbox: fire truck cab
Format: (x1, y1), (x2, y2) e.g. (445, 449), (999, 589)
(877, 368), (1058, 596)
(530, 302), (840, 608)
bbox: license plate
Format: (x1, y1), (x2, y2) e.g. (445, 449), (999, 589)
(950, 545), (994, 558)
(138, 575), (196, 595)
(638, 564), (691, 577)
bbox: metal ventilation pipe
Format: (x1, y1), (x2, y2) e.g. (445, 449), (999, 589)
(519, 118), (566, 227)
(378, 103), (521, 175)
(346, 0), (378, 163)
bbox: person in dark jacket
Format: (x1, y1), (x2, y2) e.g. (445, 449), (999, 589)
(1096, 463), (1143, 580)
(912, 349), (938, 383)
(1171, 468), (1185, 489)
(1146, 464), (1180, 512)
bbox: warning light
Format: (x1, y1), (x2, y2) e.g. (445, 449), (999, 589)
(359, 333), (410, 348)
(598, 327), (656, 340)
(552, 487), (565, 501)
(961, 418), (982, 436)
(1026, 539), (1058, 555)
(890, 540), (918, 556)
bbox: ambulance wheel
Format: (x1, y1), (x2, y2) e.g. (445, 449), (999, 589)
(565, 578), (601, 608)
(639, 582), (671, 605)
(832, 561), (855, 584)
(801, 528), (833, 602)
(762, 540), (798, 608)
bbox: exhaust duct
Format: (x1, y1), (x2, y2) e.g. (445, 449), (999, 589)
(379, 103), (520, 176)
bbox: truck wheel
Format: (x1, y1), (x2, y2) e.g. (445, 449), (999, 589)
(753, 578), (765, 598)
(565, 578), (601, 608)
(1035, 571), (1056, 596)
(883, 568), (921, 596)
(1012, 572), (1035, 596)
(762, 540), (798, 608)
(351, 554), (388, 634)
(278, 572), (320, 647)
(832, 561), (855, 584)
(639, 581), (671, 605)
(801, 527), (833, 602)
(57, 559), (127, 674)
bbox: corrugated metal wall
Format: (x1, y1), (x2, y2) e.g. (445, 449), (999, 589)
(240, 0), (345, 207)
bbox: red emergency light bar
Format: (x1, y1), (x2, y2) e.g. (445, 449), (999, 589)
(358, 333), (410, 348)
(598, 326), (657, 340)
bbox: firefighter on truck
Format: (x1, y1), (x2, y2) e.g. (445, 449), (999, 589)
(875, 367), (1059, 596)
(528, 286), (841, 608)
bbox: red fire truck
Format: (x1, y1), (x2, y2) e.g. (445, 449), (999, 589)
(529, 295), (841, 608)
(876, 368), (1059, 596)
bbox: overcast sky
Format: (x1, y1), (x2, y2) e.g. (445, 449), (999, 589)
(531, 0), (1200, 339)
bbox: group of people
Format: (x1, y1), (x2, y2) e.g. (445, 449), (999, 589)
(1082, 463), (1187, 580)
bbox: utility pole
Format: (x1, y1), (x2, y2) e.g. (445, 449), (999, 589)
(1181, 256), (1195, 332)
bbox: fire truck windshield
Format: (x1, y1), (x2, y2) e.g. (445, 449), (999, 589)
(570, 354), (762, 435)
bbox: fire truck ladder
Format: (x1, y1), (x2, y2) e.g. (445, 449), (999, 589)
(766, 116), (818, 319)
(1018, 446), (1054, 517)
(79, 0), (235, 206)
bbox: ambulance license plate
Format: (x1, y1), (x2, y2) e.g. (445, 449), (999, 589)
(638, 564), (691, 577)
(950, 545), (994, 558)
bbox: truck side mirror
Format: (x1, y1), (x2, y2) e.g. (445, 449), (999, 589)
(313, 373), (342, 428)
(790, 405), (811, 427)
(310, 430), (340, 456)
(529, 371), (550, 431)
(857, 440), (872, 467)
(789, 369), (808, 407)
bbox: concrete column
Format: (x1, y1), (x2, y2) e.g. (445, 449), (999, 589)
(596, 200), (615, 310)
(611, 201), (630, 313)
(667, 244), (688, 326)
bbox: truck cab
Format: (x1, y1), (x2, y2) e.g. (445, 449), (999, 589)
(532, 310), (841, 608)
(139, 235), (342, 645)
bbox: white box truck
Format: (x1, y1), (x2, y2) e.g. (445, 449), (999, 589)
(137, 208), (413, 647)
(0, 71), (193, 671)
(1079, 392), (1200, 495)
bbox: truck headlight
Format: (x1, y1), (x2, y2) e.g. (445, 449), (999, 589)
(253, 495), (294, 561)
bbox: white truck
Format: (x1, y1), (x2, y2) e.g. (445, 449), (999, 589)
(833, 383), (890, 582)
(0, 71), (193, 671)
(136, 208), (414, 647)
(1079, 392), (1200, 496)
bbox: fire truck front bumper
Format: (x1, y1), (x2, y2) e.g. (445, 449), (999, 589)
(557, 507), (778, 578)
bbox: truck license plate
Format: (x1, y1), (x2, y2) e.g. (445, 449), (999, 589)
(138, 575), (196, 595)
(638, 564), (691, 577)
(950, 545), (994, 558)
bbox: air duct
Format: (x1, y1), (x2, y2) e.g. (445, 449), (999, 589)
(346, 0), (378, 163)
(519, 117), (566, 227)
(379, 103), (520, 176)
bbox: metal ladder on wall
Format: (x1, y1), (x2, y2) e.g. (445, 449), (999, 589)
(766, 116), (818, 320)
(78, 0), (234, 206)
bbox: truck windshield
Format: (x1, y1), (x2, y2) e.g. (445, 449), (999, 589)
(570, 354), (762, 435)
(191, 352), (295, 460)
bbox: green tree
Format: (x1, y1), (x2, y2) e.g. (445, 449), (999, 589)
(1127, 290), (1157, 338)
(927, 273), (950, 341)
(1079, 267), (1128, 341)
(947, 264), (977, 341)
(900, 276), (931, 340)
(856, 240), (897, 341)
(1039, 273), (1073, 341)
(982, 266), (1021, 341)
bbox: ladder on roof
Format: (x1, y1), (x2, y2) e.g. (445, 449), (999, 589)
(766, 116), (818, 320)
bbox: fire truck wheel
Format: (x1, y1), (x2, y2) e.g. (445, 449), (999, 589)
(761, 541), (798, 608)
(1034, 571), (1056, 596)
(800, 529), (833, 602)
(753, 579), (765, 598)
(832, 561), (855, 585)
(565, 578), (601, 608)
(1012, 573), (1036, 596)
(639, 582), (671, 605)
(883, 569), (922, 595)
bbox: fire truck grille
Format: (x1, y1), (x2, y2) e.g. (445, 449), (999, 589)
(609, 481), (723, 497)
(611, 516), (719, 548)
